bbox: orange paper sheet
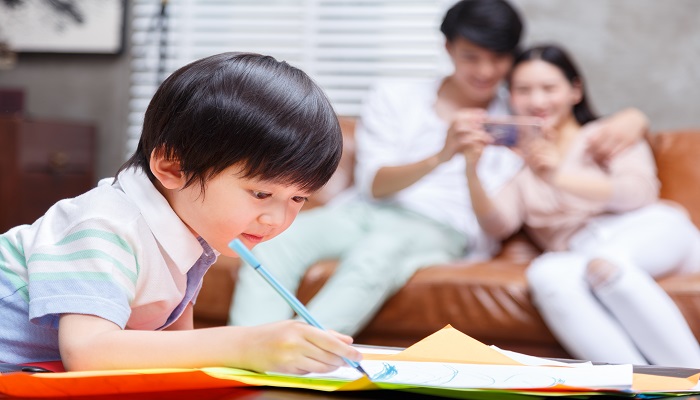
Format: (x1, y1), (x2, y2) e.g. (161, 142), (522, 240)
(0, 369), (250, 397)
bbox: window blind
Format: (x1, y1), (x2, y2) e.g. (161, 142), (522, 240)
(128, 0), (449, 157)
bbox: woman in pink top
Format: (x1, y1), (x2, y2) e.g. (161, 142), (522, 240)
(462, 44), (700, 367)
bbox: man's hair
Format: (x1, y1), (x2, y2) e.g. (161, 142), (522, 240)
(511, 44), (598, 125)
(118, 52), (342, 193)
(440, 0), (523, 55)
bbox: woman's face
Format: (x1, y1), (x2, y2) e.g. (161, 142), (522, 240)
(509, 59), (582, 129)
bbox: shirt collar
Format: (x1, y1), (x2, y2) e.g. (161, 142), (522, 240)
(116, 167), (204, 274)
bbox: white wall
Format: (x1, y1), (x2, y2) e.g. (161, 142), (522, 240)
(511, 0), (700, 131)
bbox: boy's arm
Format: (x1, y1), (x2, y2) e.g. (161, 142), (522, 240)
(58, 314), (361, 374)
(586, 107), (649, 162)
(163, 303), (194, 330)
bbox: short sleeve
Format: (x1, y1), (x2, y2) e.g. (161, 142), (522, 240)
(27, 220), (139, 329)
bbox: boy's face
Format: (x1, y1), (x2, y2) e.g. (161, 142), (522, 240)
(445, 37), (514, 105)
(166, 164), (311, 257)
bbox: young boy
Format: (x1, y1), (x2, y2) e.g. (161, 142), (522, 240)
(0, 52), (362, 374)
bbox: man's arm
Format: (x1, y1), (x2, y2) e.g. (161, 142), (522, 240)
(371, 109), (487, 198)
(586, 107), (649, 161)
(371, 156), (441, 198)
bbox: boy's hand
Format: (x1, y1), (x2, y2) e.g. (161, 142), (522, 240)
(238, 320), (362, 375)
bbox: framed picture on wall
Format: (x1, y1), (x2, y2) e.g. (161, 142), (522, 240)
(0, 0), (126, 55)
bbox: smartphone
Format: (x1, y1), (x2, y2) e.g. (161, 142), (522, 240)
(483, 116), (542, 147)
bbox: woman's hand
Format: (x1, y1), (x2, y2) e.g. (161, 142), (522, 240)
(236, 320), (362, 375)
(522, 129), (561, 181)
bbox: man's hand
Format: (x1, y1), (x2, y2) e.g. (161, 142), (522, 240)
(443, 109), (492, 167)
(586, 108), (649, 163)
(441, 109), (488, 161)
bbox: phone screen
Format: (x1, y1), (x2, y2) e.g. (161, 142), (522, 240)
(483, 117), (542, 147)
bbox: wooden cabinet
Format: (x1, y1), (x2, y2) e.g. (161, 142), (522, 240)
(0, 117), (96, 232)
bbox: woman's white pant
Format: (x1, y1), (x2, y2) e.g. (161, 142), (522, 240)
(526, 203), (700, 367)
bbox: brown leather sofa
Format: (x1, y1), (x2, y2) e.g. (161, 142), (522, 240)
(194, 117), (700, 359)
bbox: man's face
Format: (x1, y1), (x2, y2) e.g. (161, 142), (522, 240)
(446, 37), (514, 104)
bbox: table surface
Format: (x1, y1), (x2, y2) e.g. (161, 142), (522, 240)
(1, 360), (698, 400)
(5, 370), (698, 400)
(16, 386), (693, 400)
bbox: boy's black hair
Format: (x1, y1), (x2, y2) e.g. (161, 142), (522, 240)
(118, 52), (342, 193)
(511, 44), (598, 125)
(440, 0), (523, 55)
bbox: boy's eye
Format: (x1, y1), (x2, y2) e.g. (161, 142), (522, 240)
(292, 196), (309, 204)
(252, 191), (271, 200)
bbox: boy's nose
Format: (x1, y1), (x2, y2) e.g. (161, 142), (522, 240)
(258, 207), (287, 227)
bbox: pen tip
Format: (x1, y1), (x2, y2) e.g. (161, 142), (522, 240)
(356, 364), (370, 378)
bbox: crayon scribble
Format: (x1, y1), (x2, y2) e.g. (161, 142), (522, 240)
(373, 362), (398, 380)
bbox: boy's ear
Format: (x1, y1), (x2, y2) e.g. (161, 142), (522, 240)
(149, 148), (186, 190)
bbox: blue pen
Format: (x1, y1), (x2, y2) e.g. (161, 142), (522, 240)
(229, 239), (369, 378)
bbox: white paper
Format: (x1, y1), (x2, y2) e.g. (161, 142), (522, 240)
(303, 360), (633, 390)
